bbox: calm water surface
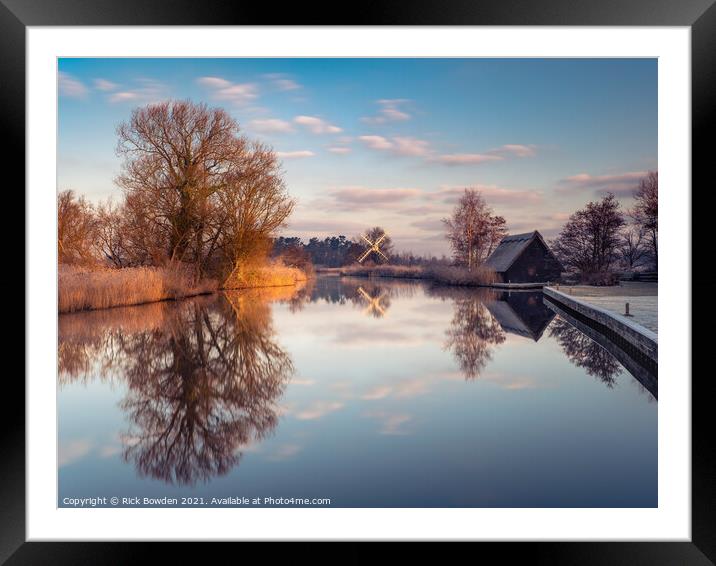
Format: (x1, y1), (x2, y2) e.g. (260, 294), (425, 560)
(58, 276), (657, 507)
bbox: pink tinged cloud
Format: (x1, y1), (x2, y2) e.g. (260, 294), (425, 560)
(410, 218), (446, 232)
(359, 135), (394, 150)
(249, 118), (294, 133)
(262, 73), (302, 91)
(559, 171), (648, 196)
(108, 91), (140, 103)
(495, 144), (537, 157)
(276, 150), (315, 159)
(362, 99), (412, 124)
(428, 185), (542, 205)
(435, 153), (504, 166)
(329, 186), (423, 205)
(93, 78), (118, 91)
(284, 218), (367, 233)
(59, 72), (88, 98)
(295, 400), (344, 420)
(107, 79), (168, 104)
(327, 146), (351, 154)
(196, 76), (258, 105)
(293, 115), (342, 134)
(358, 135), (431, 156)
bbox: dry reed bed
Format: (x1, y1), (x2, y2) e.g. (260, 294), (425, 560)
(223, 263), (307, 290)
(59, 265), (219, 313)
(59, 263), (309, 313)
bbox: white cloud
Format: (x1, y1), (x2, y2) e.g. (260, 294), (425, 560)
(364, 410), (412, 435)
(558, 171), (648, 196)
(295, 401), (344, 420)
(314, 186), (423, 211)
(249, 118), (294, 133)
(434, 153), (504, 166)
(428, 184), (543, 205)
(362, 99), (412, 124)
(276, 150), (315, 159)
(495, 144), (537, 157)
(197, 76), (259, 105)
(358, 135), (393, 150)
(358, 135), (431, 157)
(327, 146), (351, 154)
(93, 78), (118, 91)
(58, 439), (92, 467)
(108, 91), (139, 103)
(284, 218), (366, 233)
(263, 73), (302, 91)
(58, 72), (88, 98)
(392, 136), (431, 156)
(330, 186), (422, 206)
(435, 144), (536, 165)
(293, 115), (342, 134)
(107, 78), (167, 104)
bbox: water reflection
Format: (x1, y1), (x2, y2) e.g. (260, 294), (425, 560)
(356, 286), (389, 318)
(486, 291), (555, 341)
(427, 287), (506, 380)
(60, 289), (295, 485)
(307, 276), (417, 317)
(549, 317), (622, 387)
(58, 278), (657, 496)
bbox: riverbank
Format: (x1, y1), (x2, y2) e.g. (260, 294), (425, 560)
(317, 264), (498, 287)
(59, 263), (308, 313)
(546, 281), (657, 332)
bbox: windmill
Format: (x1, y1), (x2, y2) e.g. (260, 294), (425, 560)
(357, 231), (390, 264)
(356, 286), (388, 318)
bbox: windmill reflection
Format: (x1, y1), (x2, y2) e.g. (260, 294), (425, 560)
(59, 289), (295, 486)
(356, 285), (389, 318)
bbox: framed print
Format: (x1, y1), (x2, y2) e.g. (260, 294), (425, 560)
(5, 0), (713, 562)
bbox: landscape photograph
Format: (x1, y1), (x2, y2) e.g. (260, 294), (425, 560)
(57, 57), (658, 508)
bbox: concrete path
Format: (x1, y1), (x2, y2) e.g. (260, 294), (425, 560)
(549, 282), (658, 333)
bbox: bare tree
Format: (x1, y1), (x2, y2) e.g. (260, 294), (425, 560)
(630, 171), (658, 269)
(552, 193), (625, 277)
(442, 189), (507, 269)
(57, 190), (97, 265)
(115, 100), (294, 281)
(95, 199), (128, 267)
(618, 227), (648, 270)
(115, 100), (245, 271)
(215, 141), (294, 286)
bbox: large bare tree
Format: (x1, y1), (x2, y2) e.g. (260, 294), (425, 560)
(115, 100), (292, 280)
(442, 189), (507, 269)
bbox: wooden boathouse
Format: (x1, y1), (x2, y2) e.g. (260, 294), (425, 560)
(484, 231), (563, 284)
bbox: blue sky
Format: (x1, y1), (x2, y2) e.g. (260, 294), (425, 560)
(58, 58), (657, 256)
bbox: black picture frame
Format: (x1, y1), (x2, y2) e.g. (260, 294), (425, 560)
(5, 0), (712, 563)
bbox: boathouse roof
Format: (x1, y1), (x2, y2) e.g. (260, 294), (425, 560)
(484, 230), (560, 274)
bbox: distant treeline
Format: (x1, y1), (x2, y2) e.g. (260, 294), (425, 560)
(272, 235), (451, 269)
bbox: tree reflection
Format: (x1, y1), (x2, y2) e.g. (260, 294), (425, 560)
(118, 292), (293, 485)
(434, 288), (506, 380)
(548, 317), (622, 387)
(59, 290), (295, 486)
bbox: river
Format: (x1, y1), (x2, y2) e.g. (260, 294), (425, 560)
(58, 275), (657, 507)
